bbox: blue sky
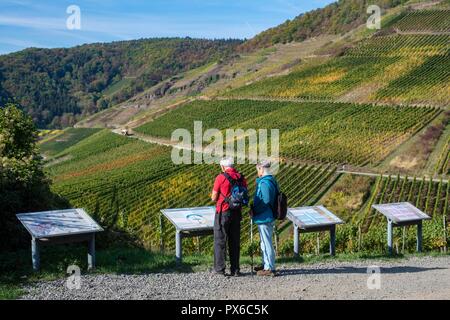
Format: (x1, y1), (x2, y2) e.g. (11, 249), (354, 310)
(0, 0), (336, 55)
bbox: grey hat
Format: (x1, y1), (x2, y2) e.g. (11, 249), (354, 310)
(257, 159), (271, 168)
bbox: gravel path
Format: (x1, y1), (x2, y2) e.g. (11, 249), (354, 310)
(21, 256), (450, 300)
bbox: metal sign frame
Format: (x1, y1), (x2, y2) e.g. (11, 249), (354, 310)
(372, 202), (431, 254)
(287, 205), (344, 256)
(16, 208), (103, 271)
(161, 206), (215, 262)
(17, 208), (103, 239)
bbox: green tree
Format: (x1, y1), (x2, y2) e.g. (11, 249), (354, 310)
(0, 104), (57, 250)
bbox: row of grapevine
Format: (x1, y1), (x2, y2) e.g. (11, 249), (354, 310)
(346, 34), (449, 58)
(374, 53), (449, 106)
(222, 32), (449, 106)
(392, 10), (450, 33)
(225, 56), (400, 100)
(136, 99), (440, 166)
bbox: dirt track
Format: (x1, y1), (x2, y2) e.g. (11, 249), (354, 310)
(22, 255), (450, 300)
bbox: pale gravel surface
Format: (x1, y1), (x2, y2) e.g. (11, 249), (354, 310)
(21, 256), (450, 300)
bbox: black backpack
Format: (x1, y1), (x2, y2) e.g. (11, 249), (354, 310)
(266, 179), (288, 220)
(222, 173), (249, 210)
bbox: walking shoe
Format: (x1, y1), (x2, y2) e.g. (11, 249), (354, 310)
(213, 270), (226, 276)
(231, 271), (243, 277)
(257, 269), (276, 277)
(253, 265), (264, 272)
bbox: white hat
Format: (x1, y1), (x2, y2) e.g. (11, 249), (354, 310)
(220, 157), (234, 168)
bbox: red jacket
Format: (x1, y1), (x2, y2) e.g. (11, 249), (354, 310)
(212, 167), (247, 213)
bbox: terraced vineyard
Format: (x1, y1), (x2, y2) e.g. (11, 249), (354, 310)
(225, 56), (400, 100)
(374, 52), (449, 105)
(225, 31), (450, 106)
(345, 34), (449, 57)
(41, 6), (449, 257)
(392, 9), (450, 32)
(47, 130), (337, 253)
(136, 99), (440, 166)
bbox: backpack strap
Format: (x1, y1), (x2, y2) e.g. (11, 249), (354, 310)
(219, 172), (235, 206)
(222, 172), (245, 185)
(222, 172), (236, 186)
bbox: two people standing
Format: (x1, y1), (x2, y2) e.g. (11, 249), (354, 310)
(211, 157), (278, 277)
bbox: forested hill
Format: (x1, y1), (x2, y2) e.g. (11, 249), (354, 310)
(0, 38), (241, 128)
(240, 0), (408, 51)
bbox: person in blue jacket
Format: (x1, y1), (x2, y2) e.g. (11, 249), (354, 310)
(252, 160), (278, 277)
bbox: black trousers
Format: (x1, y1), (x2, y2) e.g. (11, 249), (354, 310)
(214, 210), (241, 273)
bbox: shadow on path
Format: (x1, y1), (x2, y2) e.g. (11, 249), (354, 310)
(276, 265), (447, 277)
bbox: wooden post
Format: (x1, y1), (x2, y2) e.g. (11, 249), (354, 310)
(31, 238), (40, 272)
(87, 233), (95, 270)
(293, 224), (299, 257)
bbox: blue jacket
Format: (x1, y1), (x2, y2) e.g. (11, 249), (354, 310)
(253, 175), (278, 224)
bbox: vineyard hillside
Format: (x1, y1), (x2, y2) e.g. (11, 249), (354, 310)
(135, 100), (441, 166)
(40, 2), (450, 257)
(45, 130), (338, 253)
(42, 130), (449, 255)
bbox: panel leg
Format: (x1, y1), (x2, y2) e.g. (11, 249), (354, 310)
(159, 212), (165, 252)
(294, 224), (299, 257)
(31, 238), (40, 272)
(176, 230), (182, 263)
(387, 220), (394, 255)
(330, 225), (336, 256)
(417, 221), (423, 253)
(88, 234), (95, 270)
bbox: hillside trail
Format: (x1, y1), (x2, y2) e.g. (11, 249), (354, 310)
(111, 129), (449, 184)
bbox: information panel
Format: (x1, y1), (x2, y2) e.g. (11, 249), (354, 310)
(161, 206), (215, 231)
(372, 202), (430, 223)
(17, 208), (103, 239)
(288, 205), (344, 229)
